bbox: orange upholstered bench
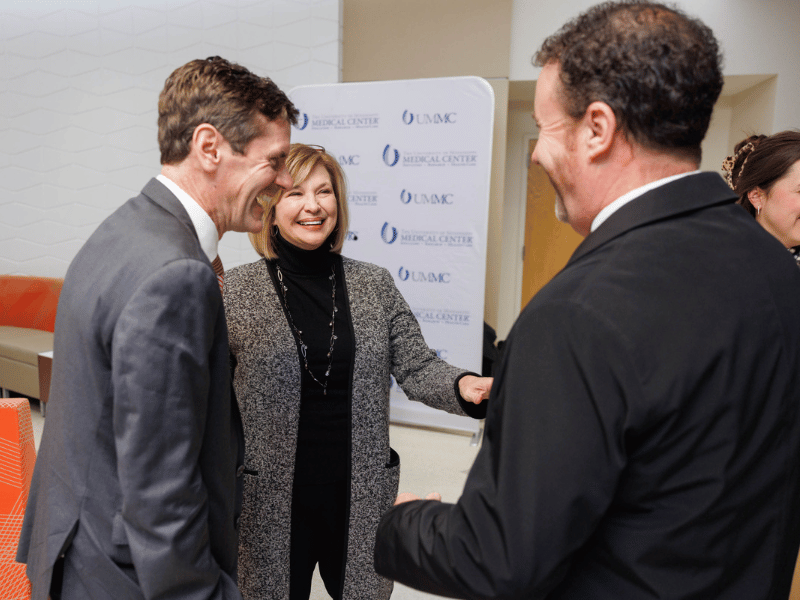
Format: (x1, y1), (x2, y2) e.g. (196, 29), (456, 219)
(0, 276), (62, 408)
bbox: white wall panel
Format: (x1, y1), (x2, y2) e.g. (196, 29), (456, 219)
(1, 0), (342, 276)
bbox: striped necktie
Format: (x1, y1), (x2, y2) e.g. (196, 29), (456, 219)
(211, 255), (224, 292)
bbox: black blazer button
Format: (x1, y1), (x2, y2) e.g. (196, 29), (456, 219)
(236, 465), (245, 477)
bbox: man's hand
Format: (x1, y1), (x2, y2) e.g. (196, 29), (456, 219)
(394, 491), (442, 505)
(458, 375), (493, 404)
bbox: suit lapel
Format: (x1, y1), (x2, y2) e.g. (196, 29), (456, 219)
(568, 173), (737, 266)
(140, 178), (199, 241)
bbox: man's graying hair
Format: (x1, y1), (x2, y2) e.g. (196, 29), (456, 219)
(534, 1), (723, 163)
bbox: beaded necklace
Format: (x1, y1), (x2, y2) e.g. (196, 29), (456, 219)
(275, 262), (338, 395)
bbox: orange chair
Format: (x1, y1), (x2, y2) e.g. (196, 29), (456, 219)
(0, 398), (35, 599)
(0, 276), (63, 408)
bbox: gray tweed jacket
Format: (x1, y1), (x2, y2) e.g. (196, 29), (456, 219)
(224, 256), (472, 600)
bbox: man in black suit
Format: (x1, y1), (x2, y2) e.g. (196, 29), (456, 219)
(17, 57), (297, 599)
(374, 2), (800, 598)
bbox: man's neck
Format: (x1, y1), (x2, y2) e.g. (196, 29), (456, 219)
(583, 146), (699, 234)
(571, 143), (698, 237)
(601, 145), (698, 207)
(161, 163), (223, 239)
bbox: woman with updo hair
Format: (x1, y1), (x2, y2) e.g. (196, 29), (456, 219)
(723, 130), (800, 266)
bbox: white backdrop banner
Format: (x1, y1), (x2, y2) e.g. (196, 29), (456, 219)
(289, 77), (494, 434)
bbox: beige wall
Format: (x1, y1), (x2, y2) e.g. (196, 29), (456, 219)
(728, 78), (778, 151)
(342, 0), (512, 82)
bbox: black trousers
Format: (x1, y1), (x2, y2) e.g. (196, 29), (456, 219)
(289, 479), (349, 600)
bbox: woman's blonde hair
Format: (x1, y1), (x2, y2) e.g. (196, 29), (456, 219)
(249, 143), (349, 259)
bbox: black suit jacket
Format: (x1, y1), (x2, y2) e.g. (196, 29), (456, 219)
(17, 179), (245, 600)
(374, 173), (800, 598)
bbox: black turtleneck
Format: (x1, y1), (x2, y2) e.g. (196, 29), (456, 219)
(266, 232), (353, 485)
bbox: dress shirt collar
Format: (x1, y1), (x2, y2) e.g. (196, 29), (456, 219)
(156, 173), (219, 262)
(591, 170), (700, 233)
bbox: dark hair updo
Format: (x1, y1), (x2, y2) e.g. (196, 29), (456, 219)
(723, 131), (800, 217)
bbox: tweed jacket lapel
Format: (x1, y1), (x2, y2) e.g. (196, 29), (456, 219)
(568, 172), (737, 267)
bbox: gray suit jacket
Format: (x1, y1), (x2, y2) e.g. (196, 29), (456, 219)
(17, 179), (245, 600)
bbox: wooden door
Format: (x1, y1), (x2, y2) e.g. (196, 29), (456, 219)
(790, 552), (800, 600)
(520, 139), (583, 309)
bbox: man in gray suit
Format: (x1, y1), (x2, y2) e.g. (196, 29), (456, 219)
(17, 57), (297, 600)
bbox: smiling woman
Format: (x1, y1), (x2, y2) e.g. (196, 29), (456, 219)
(724, 130), (800, 265)
(271, 162), (339, 250)
(251, 144), (349, 258)
(222, 144), (492, 600)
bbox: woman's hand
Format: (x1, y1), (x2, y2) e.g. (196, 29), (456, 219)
(458, 375), (493, 404)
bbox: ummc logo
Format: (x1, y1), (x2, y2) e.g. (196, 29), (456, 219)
(400, 190), (454, 205)
(338, 155), (360, 166)
(378, 226), (473, 247)
(402, 111), (457, 125)
(310, 114), (379, 129)
(346, 231), (359, 241)
(294, 113), (309, 130)
(413, 308), (471, 325)
(382, 144), (400, 167)
(398, 266), (451, 284)
(348, 192), (378, 207)
(434, 349), (448, 359)
(381, 222), (398, 244)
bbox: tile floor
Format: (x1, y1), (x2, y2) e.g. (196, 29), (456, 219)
(28, 400), (481, 600)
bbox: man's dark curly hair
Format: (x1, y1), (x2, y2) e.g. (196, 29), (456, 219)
(534, 1), (723, 163)
(158, 56), (299, 165)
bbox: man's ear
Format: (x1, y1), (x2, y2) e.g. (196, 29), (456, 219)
(192, 123), (223, 173)
(582, 101), (617, 160)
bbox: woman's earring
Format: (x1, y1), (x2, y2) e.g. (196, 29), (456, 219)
(750, 189), (765, 218)
(273, 224), (279, 237)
